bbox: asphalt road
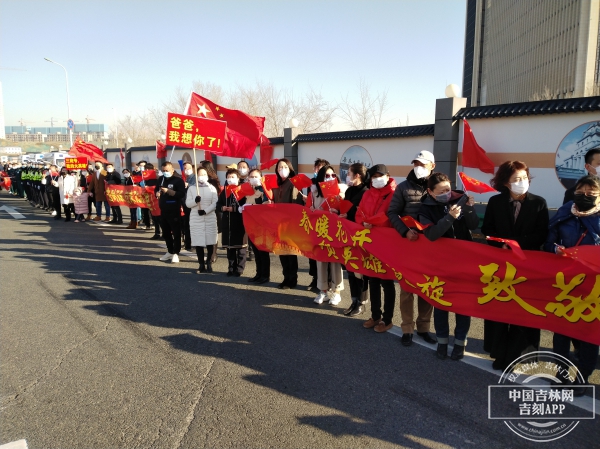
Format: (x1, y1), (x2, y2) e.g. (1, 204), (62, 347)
(0, 192), (598, 449)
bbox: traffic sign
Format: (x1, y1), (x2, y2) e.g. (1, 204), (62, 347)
(67, 119), (74, 130)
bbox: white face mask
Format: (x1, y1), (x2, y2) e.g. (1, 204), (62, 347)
(198, 175), (208, 184)
(510, 179), (529, 195)
(124, 173), (131, 178)
(371, 176), (387, 189)
(346, 175), (354, 186)
(107, 168), (114, 173)
(185, 169), (193, 176)
(139, 166), (145, 171)
(249, 177), (261, 187)
(413, 166), (430, 179)
(278, 167), (290, 179)
(227, 177), (239, 186)
(239, 168), (248, 176)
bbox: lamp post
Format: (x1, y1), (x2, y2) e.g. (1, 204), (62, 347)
(44, 57), (73, 147)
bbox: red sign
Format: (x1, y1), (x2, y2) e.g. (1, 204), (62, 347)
(244, 204), (600, 345)
(165, 112), (226, 153)
(64, 157), (88, 170)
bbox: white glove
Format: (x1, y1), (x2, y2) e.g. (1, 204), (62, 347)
(239, 204), (253, 213)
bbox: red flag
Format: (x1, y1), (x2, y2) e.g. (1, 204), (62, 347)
(132, 175), (143, 184)
(119, 148), (125, 165)
(318, 180), (340, 198)
(187, 93), (265, 159)
(289, 174), (313, 191)
(261, 177), (274, 201)
(226, 185), (242, 201)
(260, 158), (279, 170)
(142, 170), (157, 181)
(70, 138), (108, 163)
(562, 245), (600, 271)
(462, 119), (495, 174)
(2, 177), (11, 189)
(339, 200), (353, 215)
(262, 174), (279, 190)
(486, 236), (527, 260)
(324, 195), (342, 212)
(260, 134), (274, 164)
(237, 182), (255, 200)
(458, 172), (497, 194)
(401, 216), (432, 231)
(156, 140), (167, 159)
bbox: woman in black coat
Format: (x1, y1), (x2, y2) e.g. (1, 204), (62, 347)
(340, 162), (370, 316)
(217, 168), (247, 276)
(481, 160), (549, 370)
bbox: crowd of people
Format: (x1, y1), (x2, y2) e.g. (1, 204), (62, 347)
(2, 147), (599, 395)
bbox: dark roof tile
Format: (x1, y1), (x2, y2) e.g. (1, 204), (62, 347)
(294, 125), (434, 143)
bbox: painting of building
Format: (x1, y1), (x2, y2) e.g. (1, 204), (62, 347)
(555, 121), (600, 189)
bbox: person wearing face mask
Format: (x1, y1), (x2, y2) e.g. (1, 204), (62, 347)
(418, 172), (478, 360)
(73, 169), (89, 222)
(45, 165), (61, 218)
(143, 163), (162, 239)
(563, 149), (600, 204)
(481, 160), (549, 371)
(57, 168), (76, 221)
(357, 164), (397, 333)
(88, 161), (111, 222)
(310, 165), (347, 306)
(236, 161), (250, 183)
(181, 162), (196, 251)
(121, 169), (138, 229)
(185, 167), (219, 273)
(217, 169), (248, 276)
(200, 160), (222, 263)
(272, 158), (305, 289)
(306, 158), (331, 290)
(155, 162), (186, 263)
(544, 175), (600, 396)
(243, 169), (272, 284)
(105, 163), (123, 224)
(136, 161), (152, 231)
(85, 164), (95, 220)
(388, 150), (438, 346)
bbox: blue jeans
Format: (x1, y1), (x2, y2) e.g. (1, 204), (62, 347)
(434, 308), (471, 346)
(95, 201), (110, 218)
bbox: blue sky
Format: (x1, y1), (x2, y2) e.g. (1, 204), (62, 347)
(0, 0), (467, 133)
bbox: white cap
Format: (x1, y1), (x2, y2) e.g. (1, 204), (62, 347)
(412, 150), (435, 165)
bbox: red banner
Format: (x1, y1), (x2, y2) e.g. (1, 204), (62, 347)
(243, 204), (600, 345)
(105, 184), (160, 215)
(165, 112), (226, 153)
(64, 157), (88, 170)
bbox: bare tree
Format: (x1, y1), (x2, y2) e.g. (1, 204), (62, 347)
(116, 113), (157, 145)
(291, 86), (336, 134)
(338, 78), (391, 130)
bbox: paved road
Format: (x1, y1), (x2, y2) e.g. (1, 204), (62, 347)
(0, 192), (598, 449)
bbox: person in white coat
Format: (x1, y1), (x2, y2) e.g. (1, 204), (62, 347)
(58, 168), (76, 222)
(185, 167), (219, 273)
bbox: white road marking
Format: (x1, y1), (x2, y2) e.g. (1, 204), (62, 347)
(0, 440), (28, 449)
(0, 205), (26, 219)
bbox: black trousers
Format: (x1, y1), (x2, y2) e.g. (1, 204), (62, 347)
(52, 190), (61, 217)
(161, 214), (181, 254)
(111, 206), (122, 222)
(348, 271), (369, 302)
(195, 245), (214, 267)
(152, 214), (161, 236)
(141, 208), (151, 227)
(553, 333), (599, 381)
(369, 277), (396, 325)
(182, 207), (191, 250)
(226, 247), (247, 274)
(88, 194), (95, 214)
(308, 258), (317, 278)
(279, 255), (298, 286)
(63, 204), (75, 220)
(250, 240), (270, 279)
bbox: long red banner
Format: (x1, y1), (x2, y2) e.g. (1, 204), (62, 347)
(105, 184), (160, 215)
(243, 204), (600, 345)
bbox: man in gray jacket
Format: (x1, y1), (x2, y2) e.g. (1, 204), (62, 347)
(387, 150), (438, 347)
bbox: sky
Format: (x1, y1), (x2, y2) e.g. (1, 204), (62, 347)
(0, 0), (467, 135)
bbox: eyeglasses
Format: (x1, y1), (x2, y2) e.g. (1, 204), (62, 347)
(325, 174), (336, 179)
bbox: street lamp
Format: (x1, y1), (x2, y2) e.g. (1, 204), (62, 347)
(44, 57), (73, 147)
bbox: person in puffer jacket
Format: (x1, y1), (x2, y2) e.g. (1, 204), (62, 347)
(357, 164), (397, 334)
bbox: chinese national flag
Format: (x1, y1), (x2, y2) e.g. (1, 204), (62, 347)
(339, 199), (353, 214)
(401, 216), (431, 231)
(458, 172), (497, 194)
(462, 119), (495, 174)
(260, 134), (274, 165)
(237, 182), (255, 200)
(318, 180), (340, 198)
(132, 175), (142, 184)
(262, 174), (279, 190)
(142, 170), (157, 181)
(70, 138), (108, 163)
(289, 174), (313, 191)
(119, 147), (125, 165)
(187, 93), (265, 159)
(156, 140), (167, 159)
(260, 158), (279, 170)
(226, 185), (241, 200)
(485, 236), (527, 260)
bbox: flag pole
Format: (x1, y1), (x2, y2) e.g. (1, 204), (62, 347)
(192, 145), (198, 192)
(169, 90), (194, 162)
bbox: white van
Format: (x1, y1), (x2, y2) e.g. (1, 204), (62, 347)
(41, 152), (69, 167)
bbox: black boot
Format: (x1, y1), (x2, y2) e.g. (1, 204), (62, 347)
(197, 263), (206, 274)
(349, 302), (365, 317)
(436, 343), (448, 360)
(343, 298), (358, 315)
(206, 262), (213, 273)
(450, 344), (465, 361)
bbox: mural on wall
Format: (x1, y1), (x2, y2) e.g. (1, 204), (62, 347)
(339, 145), (373, 181)
(555, 121), (600, 189)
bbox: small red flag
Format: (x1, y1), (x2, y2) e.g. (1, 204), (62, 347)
(324, 195), (342, 212)
(289, 174), (313, 191)
(142, 170), (157, 181)
(262, 174), (279, 190)
(339, 199), (353, 215)
(486, 236), (527, 260)
(305, 193), (312, 209)
(131, 175), (142, 184)
(260, 158), (279, 170)
(458, 172), (497, 194)
(261, 177), (274, 201)
(2, 177), (11, 189)
(401, 216), (432, 231)
(462, 119), (495, 174)
(237, 182), (255, 199)
(562, 246), (600, 271)
(156, 140), (167, 159)
(226, 185), (242, 200)
(119, 147), (125, 164)
(318, 180), (340, 198)
(260, 134), (274, 165)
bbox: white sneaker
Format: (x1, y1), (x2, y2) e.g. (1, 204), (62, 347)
(314, 292), (327, 304)
(159, 252), (173, 261)
(171, 253), (179, 263)
(51, 210), (57, 216)
(329, 292), (342, 305)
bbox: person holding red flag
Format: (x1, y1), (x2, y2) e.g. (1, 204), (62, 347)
(358, 164), (397, 333)
(418, 173), (478, 361)
(217, 168), (248, 276)
(272, 158), (305, 289)
(481, 161), (549, 371)
(388, 150), (438, 346)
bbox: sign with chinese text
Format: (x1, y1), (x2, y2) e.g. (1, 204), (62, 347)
(243, 204), (600, 345)
(165, 112), (226, 153)
(105, 184), (160, 215)
(64, 157), (88, 170)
